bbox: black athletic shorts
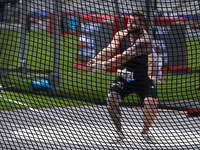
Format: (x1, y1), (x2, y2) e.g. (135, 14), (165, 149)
(108, 76), (158, 101)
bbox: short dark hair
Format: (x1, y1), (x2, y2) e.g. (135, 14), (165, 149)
(130, 11), (146, 23)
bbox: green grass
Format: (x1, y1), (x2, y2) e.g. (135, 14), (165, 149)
(0, 29), (200, 110)
(0, 29), (78, 72)
(186, 37), (200, 70)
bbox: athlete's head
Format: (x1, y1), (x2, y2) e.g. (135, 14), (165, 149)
(127, 11), (145, 34)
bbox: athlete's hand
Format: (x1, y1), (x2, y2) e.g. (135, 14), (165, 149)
(87, 59), (96, 72)
(92, 61), (106, 73)
(87, 61), (106, 73)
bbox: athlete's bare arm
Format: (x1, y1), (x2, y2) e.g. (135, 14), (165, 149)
(95, 30), (128, 61)
(123, 34), (151, 57)
(104, 33), (151, 68)
(87, 30), (127, 66)
(87, 30), (128, 72)
(147, 53), (156, 81)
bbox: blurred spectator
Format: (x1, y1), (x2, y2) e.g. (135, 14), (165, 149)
(0, 0), (19, 23)
(0, 1), (6, 22)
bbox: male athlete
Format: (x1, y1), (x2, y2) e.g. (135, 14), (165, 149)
(87, 11), (158, 144)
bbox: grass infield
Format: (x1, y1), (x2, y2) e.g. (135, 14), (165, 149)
(0, 29), (200, 110)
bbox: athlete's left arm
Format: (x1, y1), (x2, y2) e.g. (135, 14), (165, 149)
(122, 36), (152, 57)
(147, 53), (156, 82)
(103, 54), (129, 68)
(104, 36), (151, 68)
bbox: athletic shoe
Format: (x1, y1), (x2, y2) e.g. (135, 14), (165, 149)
(141, 131), (157, 144)
(109, 131), (125, 144)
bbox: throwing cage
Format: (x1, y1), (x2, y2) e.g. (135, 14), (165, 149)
(0, 0), (200, 149)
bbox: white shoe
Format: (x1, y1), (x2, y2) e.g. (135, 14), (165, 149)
(109, 131), (125, 144)
(141, 131), (157, 144)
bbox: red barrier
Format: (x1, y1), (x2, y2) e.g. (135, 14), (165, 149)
(187, 108), (200, 117)
(154, 17), (185, 25)
(161, 65), (189, 74)
(47, 12), (54, 34)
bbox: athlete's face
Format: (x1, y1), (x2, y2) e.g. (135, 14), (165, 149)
(127, 15), (142, 34)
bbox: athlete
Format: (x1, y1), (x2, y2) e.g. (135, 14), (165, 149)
(87, 11), (158, 144)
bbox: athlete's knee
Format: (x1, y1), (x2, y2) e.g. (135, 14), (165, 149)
(144, 97), (157, 112)
(107, 91), (122, 119)
(107, 91), (121, 107)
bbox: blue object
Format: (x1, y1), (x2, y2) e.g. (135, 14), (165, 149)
(67, 16), (78, 29)
(30, 11), (49, 18)
(30, 80), (55, 92)
(125, 79), (135, 82)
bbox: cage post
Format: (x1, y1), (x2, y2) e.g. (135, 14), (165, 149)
(113, 0), (124, 30)
(49, 0), (62, 91)
(145, 0), (155, 42)
(18, 0), (29, 78)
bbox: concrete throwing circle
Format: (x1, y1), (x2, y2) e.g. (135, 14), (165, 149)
(0, 105), (200, 150)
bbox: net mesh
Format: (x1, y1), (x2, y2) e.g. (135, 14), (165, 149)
(0, 0), (200, 149)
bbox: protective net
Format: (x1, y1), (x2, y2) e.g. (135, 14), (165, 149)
(0, 0), (200, 149)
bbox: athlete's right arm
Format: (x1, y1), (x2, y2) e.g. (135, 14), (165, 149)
(87, 31), (125, 68)
(95, 31), (123, 61)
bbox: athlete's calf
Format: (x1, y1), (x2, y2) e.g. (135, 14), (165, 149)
(142, 97), (158, 133)
(107, 91), (122, 132)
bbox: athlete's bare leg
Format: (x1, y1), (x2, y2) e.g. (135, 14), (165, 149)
(142, 97), (158, 133)
(107, 91), (122, 132)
